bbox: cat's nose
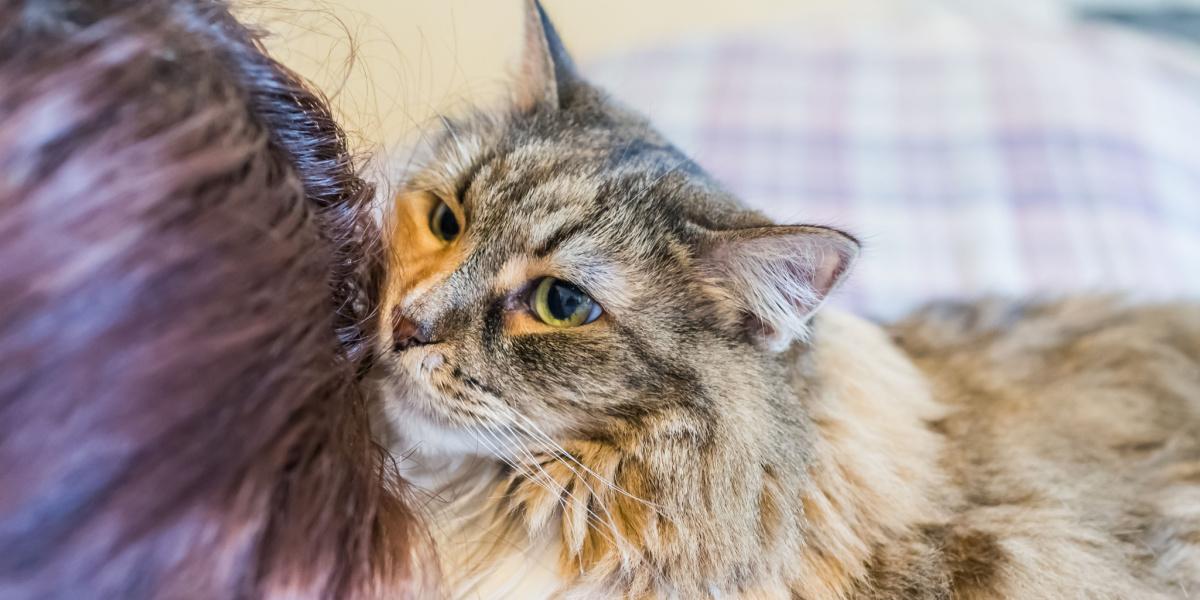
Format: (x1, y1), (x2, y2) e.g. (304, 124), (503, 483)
(392, 310), (433, 352)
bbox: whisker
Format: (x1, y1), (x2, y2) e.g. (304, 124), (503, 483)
(505, 407), (659, 510)
(496, 413), (675, 582)
(471, 422), (560, 500)
(491, 415), (633, 561)
(490, 420), (624, 548)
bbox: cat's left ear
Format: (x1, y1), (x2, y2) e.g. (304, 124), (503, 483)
(516, 0), (581, 110)
(700, 225), (860, 352)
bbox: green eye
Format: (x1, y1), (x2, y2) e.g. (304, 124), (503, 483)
(430, 201), (460, 242)
(531, 277), (602, 328)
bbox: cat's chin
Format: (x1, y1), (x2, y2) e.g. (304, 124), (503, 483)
(372, 387), (484, 461)
(367, 352), (477, 457)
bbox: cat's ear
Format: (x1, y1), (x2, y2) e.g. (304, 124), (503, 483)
(516, 0), (580, 110)
(700, 225), (859, 351)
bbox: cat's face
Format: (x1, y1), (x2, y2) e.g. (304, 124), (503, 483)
(374, 2), (857, 457)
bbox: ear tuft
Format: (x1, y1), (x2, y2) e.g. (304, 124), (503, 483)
(517, 0), (580, 110)
(700, 225), (859, 352)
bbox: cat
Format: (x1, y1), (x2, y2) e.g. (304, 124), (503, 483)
(372, 2), (1200, 598)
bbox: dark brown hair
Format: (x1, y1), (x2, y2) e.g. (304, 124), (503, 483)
(0, 1), (423, 597)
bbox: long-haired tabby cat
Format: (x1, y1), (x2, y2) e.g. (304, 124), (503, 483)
(374, 2), (1200, 597)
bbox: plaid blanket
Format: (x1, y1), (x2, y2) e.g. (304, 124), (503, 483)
(586, 19), (1200, 319)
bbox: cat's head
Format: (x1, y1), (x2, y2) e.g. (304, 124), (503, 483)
(375, 1), (858, 457)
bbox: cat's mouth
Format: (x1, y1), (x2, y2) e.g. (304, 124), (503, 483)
(371, 349), (528, 460)
(371, 334), (444, 385)
(373, 344), (492, 429)
(374, 346), (446, 404)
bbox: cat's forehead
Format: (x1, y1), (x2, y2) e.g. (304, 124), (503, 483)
(414, 108), (755, 266)
(467, 119), (697, 215)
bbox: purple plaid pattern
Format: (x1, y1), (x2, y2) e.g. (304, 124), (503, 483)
(586, 22), (1200, 319)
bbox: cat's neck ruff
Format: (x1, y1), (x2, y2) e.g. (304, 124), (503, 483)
(786, 309), (949, 597)
(398, 443), (572, 599)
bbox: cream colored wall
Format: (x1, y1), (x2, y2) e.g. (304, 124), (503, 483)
(247, 0), (917, 149)
(246, 0), (1084, 149)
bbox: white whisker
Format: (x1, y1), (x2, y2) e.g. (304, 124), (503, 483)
(507, 406), (659, 510)
(489, 419), (625, 551)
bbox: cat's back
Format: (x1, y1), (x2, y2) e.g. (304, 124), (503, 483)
(888, 297), (1200, 598)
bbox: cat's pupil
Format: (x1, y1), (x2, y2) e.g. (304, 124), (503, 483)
(431, 202), (460, 241)
(547, 281), (585, 320)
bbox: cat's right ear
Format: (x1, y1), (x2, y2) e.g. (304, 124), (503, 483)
(699, 225), (860, 352)
(516, 0), (581, 110)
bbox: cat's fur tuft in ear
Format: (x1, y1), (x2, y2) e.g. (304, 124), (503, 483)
(701, 225), (859, 351)
(517, 0), (580, 110)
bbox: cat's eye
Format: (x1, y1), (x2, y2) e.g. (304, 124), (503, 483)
(530, 277), (602, 328)
(429, 200), (460, 242)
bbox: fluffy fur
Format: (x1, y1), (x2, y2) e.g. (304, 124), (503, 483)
(374, 2), (1200, 597)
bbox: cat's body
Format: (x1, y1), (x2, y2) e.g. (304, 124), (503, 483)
(884, 298), (1200, 599)
(393, 302), (1200, 599)
(375, 3), (1200, 597)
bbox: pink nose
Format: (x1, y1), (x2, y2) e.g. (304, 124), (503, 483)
(392, 310), (431, 351)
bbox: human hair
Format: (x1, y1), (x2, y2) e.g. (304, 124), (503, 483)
(0, 1), (424, 597)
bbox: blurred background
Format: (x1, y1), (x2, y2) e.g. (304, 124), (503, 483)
(247, 1), (1200, 318)
(250, 0), (1199, 143)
